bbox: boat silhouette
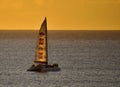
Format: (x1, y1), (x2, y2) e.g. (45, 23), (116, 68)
(27, 17), (60, 72)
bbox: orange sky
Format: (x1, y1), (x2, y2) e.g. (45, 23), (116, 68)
(0, 0), (120, 30)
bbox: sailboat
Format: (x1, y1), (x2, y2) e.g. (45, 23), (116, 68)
(27, 17), (60, 72)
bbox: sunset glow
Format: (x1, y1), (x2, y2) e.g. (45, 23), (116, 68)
(0, 0), (120, 30)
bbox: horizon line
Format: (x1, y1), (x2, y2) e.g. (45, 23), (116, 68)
(0, 29), (120, 31)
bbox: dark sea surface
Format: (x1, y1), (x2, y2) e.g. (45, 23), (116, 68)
(0, 30), (120, 87)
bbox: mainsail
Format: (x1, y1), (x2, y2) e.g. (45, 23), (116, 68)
(34, 17), (48, 65)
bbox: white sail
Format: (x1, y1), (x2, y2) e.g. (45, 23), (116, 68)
(34, 18), (48, 64)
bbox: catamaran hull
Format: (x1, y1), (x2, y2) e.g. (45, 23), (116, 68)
(27, 64), (60, 72)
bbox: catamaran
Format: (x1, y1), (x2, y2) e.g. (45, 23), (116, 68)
(27, 17), (60, 72)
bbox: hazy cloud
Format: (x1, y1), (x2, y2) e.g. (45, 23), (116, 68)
(0, 0), (52, 11)
(0, 0), (23, 10)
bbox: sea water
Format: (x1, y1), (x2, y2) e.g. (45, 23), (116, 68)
(0, 30), (120, 87)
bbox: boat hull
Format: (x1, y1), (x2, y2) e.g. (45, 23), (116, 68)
(27, 64), (60, 72)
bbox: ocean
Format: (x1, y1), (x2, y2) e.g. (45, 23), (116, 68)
(0, 30), (120, 87)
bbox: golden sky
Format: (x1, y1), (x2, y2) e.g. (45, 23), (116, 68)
(0, 0), (120, 30)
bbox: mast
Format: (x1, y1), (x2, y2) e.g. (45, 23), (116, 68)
(45, 18), (48, 65)
(34, 17), (48, 65)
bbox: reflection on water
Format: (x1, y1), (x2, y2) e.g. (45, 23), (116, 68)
(0, 30), (120, 87)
